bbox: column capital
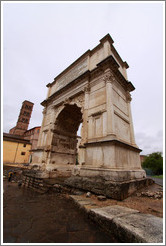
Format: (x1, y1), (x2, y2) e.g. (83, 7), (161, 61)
(103, 70), (115, 84)
(63, 98), (71, 105)
(84, 85), (90, 93)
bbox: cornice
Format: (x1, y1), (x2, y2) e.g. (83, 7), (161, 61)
(96, 55), (135, 91)
(46, 34), (130, 90)
(100, 33), (114, 44)
(84, 139), (142, 153)
(42, 55), (135, 107)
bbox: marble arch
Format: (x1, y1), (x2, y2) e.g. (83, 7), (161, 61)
(31, 34), (146, 184)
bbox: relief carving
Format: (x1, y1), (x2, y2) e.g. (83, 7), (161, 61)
(63, 98), (71, 105)
(52, 131), (77, 152)
(71, 94), (84, 109)
(84, 85), (90, 93)
(103, 70), (116, 84)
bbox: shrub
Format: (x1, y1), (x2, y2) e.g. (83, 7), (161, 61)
(142, 152), (163, 175)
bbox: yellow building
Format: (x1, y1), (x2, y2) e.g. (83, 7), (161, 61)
(3, 133), (32, 164)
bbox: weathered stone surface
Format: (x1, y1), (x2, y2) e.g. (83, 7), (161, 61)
(73, 190), (84, 195)
(97, 195), (107, 201)
(65, 176), (154, 200)
(90, 205), (139, 221)
(91, 206), (163, 243)
(137, 190), (163, 199)
(53, 184), (61, 188)
(112, 213), (163, 243)
(69, 195), (163, 243)
(86, 192), (91, 198)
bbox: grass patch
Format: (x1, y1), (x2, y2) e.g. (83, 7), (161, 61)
(152, 175), (163, 179)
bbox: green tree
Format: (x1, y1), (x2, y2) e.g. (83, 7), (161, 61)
(142, 152), (163, 175)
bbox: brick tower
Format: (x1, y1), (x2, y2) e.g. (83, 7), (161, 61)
(9, 100), (34, 136)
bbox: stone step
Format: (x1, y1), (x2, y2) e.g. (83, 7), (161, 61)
(69, 195), (163, 243)
(90, 205), (163, 243)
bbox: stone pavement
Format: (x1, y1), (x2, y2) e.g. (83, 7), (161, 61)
(69, 195), (163, 243)
(3, 181), (118, 243)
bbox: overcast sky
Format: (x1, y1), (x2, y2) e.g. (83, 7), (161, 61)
(2, 1), (164, 155)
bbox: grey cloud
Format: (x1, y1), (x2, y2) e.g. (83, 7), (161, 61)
(135, 130), (163, 155)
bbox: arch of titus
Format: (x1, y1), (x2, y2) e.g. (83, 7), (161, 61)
(32, 34), (146, 190)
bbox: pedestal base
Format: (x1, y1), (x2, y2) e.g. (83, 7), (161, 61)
(73, 166), (146, 182)
(65, 176), (154, 200)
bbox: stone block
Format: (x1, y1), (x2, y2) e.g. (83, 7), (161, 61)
(97, 195), (107, 201)
(113, 213), (163, 243)
(65, 176), (154, 200)
(89, 205), (163, 243)
(90, 205), (139, 220)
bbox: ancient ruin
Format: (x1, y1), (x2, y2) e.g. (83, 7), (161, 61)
(31, 34), (148, 199)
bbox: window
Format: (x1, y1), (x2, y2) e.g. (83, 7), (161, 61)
(37, 129), (40, 133)
(23, 144), (26, 147)
(21, 152), (26, 155)
(25, 105), (32, 110)
(23, 111), (30, 116)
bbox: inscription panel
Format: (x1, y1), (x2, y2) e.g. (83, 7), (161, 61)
(50, 57), (88, 96)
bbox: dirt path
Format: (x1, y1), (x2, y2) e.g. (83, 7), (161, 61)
(80, 183), (163, 218)
(3, 180), (118, 243)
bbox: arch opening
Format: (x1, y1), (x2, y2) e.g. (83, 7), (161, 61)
(56, 104), (82, 135)
(50, 104), (83, 167)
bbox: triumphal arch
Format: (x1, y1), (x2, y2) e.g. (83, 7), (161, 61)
(32, 34), (146, 189)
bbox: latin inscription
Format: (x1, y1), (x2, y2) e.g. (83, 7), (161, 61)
(56, 58), (88, 91)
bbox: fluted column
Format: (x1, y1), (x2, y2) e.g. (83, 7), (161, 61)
(37, 108), (46, 147)
(80, 85), (90, 144)
(78, 86), (89, 166)
(126, 91), (137, 147)
(104, 69), (116, 136)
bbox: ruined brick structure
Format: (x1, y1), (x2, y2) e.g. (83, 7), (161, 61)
(24, 126), (41, 150)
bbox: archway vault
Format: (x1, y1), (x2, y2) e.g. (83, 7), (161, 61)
(55, 104), (83, 135)
(50, 104), (83, 167)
